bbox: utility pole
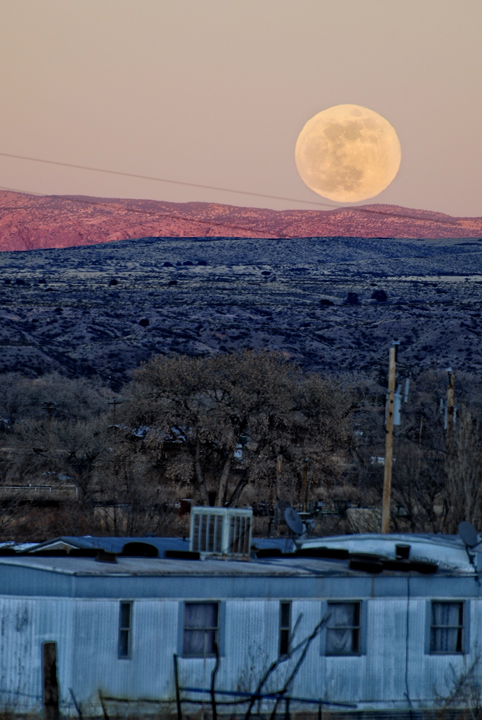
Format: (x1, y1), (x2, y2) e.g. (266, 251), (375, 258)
(108, 399), (122, 425)
(382, 341), (398, 533)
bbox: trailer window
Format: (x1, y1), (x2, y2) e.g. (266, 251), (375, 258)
(430, 601), (464, 654)
(118, 602), (132, 659)
(183, 602), (219, 657)
(326, 602), (360, 655)
(279, 602), (291, 657)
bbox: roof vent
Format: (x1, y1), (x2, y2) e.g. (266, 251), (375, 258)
(121, 542), (159, 558)
(395, 544), (411, 560)
(190, 507), (252, 558)
(95, 550), (117, 564)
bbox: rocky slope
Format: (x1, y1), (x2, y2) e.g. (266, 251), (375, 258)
(1, 233), (481, 387)
(1, 191), (482, 252)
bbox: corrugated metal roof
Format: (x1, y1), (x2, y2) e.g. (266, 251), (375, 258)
(0, 554), (354, 577)
(6, 532), (478, 579)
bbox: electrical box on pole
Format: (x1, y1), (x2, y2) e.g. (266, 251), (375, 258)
(393, 385), (402, 426)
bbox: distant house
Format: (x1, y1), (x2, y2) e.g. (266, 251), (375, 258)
(0, 513), (481, 718)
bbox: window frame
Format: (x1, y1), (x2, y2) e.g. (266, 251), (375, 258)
(279, 601), (291, 657)
(427, 600), (467, 655)
(182, 601), (221, 658)
(118, 601), (133, 660)
(323, 600), (364, 657)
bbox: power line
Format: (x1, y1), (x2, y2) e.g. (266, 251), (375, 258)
(0, 184), (45, 197)
(0, 151), (337, 209)
(0, 184), (277, 238)
(0, 150), (474, 229)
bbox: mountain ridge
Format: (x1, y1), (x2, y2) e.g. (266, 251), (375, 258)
(1, 190), (482, 252)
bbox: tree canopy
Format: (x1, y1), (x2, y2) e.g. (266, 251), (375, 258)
(126, 351), (352, 507)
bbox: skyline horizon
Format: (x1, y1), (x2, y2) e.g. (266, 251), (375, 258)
(2, 187), (482, 254)
(2, 181), (482, 222)
(1, 2), (481, 218)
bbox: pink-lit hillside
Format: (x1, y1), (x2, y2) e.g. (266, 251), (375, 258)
(1, 191), (482, 252)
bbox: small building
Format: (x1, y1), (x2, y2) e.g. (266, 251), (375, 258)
(0, 519), (481, 718)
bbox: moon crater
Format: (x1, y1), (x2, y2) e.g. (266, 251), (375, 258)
(295, 105), (401, 203)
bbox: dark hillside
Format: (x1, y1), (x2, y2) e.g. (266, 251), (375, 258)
(1, 234), (481, 386)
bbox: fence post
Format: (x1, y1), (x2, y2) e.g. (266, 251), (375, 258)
(173, 654), (182, 720)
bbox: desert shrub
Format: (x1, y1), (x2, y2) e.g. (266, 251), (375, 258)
(345, 292), (360, 305)
(371, 289), (388, 302)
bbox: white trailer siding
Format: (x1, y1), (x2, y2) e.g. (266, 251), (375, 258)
(0, 538), (480, 717)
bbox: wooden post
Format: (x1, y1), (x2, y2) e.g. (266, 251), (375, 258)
(274, 455), (283, 533)
(301, 458), (309, 513)
(42, 642), (59, 720)
(382, 344), (397, 533)
(446, 369), (455, 450)
(276, 455), (282, 502)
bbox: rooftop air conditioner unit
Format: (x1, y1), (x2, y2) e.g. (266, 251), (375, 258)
(190, 507), (253, 558)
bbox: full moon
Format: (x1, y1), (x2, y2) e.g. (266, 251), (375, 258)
(295, 104), (401, 203)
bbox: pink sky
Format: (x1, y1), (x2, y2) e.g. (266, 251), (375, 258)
(1, 0), (481, 216)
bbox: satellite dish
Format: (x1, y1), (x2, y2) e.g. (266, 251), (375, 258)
(459, 521), (479, 548)
(284, 507), (304, 537)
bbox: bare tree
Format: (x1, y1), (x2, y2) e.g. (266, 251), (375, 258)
(0, 372), (122, 538)
(6, 416), (110, 535)
(444, 407), (482, 532)
(346, 370), (482, 534)
(96, 426), (186, 536)
(0, 372), (112, 427)
(125, 351), (352, 508)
